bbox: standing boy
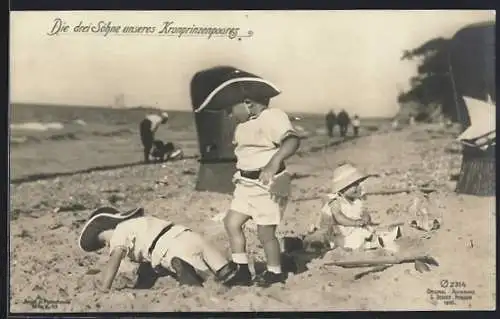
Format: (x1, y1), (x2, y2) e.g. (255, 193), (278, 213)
(192, 67), (300, 287)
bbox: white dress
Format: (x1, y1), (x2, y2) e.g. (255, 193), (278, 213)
(319, 194), (374, 250)
(318, 194), (402, 251)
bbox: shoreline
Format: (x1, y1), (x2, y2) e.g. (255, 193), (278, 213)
(10, 128), (373, 185)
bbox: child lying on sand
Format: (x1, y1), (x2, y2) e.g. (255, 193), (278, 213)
(78, 206), (244, 291)
(309, 163), (401, 251)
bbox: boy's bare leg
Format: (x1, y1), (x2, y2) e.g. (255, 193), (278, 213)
(253, 224), (287, 287)
(257, 224), (281, 271)
(224, 210), (251, 256)
(222, 210), (253, 286)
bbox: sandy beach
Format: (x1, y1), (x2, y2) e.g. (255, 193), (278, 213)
(9, 122), (496, 312)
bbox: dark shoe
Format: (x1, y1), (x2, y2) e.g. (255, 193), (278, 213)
(253, 270), (286, 288)
(221, 263), (252, 287)
(170, 257), (204, 287)
(215, 261), (237, 283)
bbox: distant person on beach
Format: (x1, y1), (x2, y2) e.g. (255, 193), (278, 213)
(409, 114), (416, 126)
(392, 118), (400, 130)
(139, 112), (169, 163)
(308, 163), (401, 251)
(352, 114), (361, 137)
(325, 110), (337, 137)
(337, 109), (350, 137)
(79, 206), (245, 291)
(192, 67), (300, 287)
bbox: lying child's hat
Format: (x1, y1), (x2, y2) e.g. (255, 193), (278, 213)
(331, 163), (377, 194)
(78, 206), (144, 252)
(191, 66), (281, 113)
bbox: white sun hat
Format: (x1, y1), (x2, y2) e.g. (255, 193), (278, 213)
(331, 163), (377, 194)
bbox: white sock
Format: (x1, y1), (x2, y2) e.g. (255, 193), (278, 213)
(232, 253), (248, 264)
(267, 265), (282, 274)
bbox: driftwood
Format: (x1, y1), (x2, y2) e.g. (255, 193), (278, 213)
(322, 254), (439, 269)
(354, 264), (394, 280)
(414, 259), (431, 273)
(294, 187), (437, 202)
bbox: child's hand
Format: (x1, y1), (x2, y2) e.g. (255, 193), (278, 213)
(361, 213), (372, 225)
(259, 159), (282, 185)
(353, 215), (371, 227)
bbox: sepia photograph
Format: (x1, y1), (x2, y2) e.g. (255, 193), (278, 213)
(9, 10), (496, 312)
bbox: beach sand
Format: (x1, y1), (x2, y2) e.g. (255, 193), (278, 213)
(9, 123), (496, 312)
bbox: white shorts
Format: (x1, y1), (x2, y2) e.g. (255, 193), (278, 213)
(158, 230), (228, 275)
(230, 176), (290, 226)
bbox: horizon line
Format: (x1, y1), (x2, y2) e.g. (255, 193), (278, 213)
(9, 101), (396, 117)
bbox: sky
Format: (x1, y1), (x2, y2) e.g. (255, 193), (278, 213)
(10, 10), (495, 117)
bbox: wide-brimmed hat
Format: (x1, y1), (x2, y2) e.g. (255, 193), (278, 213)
(78, 206), (144, 252)
(190, 66), (281, 113)
(160, 112), (169, 119)
(331, 163), (376, 194)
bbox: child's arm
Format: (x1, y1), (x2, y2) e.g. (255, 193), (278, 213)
(96, 247), (126, 292)
(330, 206), (366, 227)
(258, 108), (301, 184)
(260, 135), (300, 184)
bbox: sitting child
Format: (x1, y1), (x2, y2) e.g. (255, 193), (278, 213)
(78, 206), (247, 292)
(309, 163), (401, 251)
(151, 140), (183, 162)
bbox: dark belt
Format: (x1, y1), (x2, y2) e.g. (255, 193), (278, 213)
(239, 163), (286, 180)
(148, 223), (175, 255)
